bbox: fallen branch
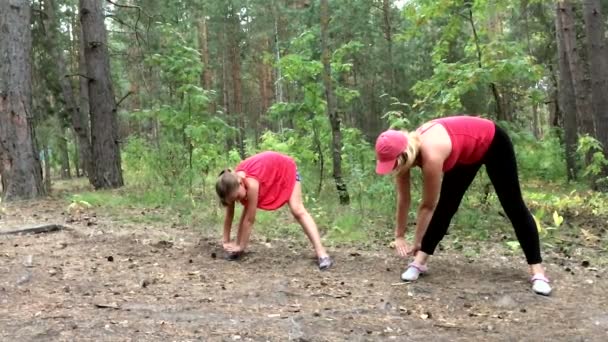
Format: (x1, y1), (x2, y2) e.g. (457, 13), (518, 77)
(0, 224), (67, 236)
(116, 91), (133, 107)
(433, 323), (466, 330)
(94, 303), (121, 310)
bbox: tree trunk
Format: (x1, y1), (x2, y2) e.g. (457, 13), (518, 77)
(228, 5), (245, 159)
(556, 1), (579, 180)
(58, 133), (71, 179)
(43, 0), (83, 180)
(77, 9), (92, 177)
(467, 8), (507, 121)
(272, 2), (284, 132)
(197, 16), (216, 112)
(80, 0), (123, 188)
(558, 1), (596, 139)
(320, 0), (350, 205)
(72, 130), (81, 177)
(583, 0), (608, 186)
(42, 143), (52, 192)
(221, 17), (233, 152)
(0, 0), (45, 201)
(382, 0), (395, 95)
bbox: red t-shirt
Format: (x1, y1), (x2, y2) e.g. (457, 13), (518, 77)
(421, 116), (495, 172)
(235, 151), (297, 210)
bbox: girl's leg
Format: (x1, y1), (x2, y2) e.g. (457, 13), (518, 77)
(288, 181), (330, 266)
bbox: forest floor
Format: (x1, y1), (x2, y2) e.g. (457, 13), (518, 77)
(1, 180), (607, 342)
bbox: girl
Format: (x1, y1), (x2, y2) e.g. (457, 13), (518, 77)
(215, 151), (333, 270)
(375, 115), (552, 295)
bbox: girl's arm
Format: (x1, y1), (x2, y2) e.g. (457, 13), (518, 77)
(235, 178), (259, 251)
(223, 202), (235, 245)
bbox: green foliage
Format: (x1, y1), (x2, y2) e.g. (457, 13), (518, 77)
(402, 0), (544, 116)
(508, 127), (566, 181)
(577, 135), (608, 186)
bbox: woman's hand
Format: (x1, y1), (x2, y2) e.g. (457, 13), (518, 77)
(408, 241), (421, 256)
(394, 237), (409, 258)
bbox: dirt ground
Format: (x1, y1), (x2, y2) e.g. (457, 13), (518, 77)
(1, 194), (607, 342)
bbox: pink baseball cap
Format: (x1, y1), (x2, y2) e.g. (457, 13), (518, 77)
(375, 130), (408, 175)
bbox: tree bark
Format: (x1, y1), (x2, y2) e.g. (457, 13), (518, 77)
(320, 0), (350, 205)
(556, 1), (579, 180)
(197, 15), (216, 113)
(0, 0), (45, 201)
(583, 0), (608, 186)
(228, 5), (245, 159)
(80, 0), (123, 188)
(558, 1), (595, 138)
(42, 142), (52, 192)
(75, 5), (92, 177)
(43, 0), (85, 179)
(467, 7), (507, 121)
(382, 0), (395, 95)
(58, 132), (71, 179)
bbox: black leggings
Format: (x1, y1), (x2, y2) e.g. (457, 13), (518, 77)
(420, 124), (542, 264)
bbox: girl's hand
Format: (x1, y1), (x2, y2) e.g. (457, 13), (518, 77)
(394, 237), (409, 258)
(225, 243), (244, 253)
(223, 241), (237, 251)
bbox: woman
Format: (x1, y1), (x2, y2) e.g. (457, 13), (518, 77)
(375, 115), (551, 295)
(215, 151), (333, 270)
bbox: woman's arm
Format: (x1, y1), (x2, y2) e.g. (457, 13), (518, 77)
(394, 170), (411, 257)
(413, 158), (443, 247)
(395, 170), (411, 238)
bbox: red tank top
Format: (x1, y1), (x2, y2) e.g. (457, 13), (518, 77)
(235, 151), (297, 210)
(419, 116), (495, 172)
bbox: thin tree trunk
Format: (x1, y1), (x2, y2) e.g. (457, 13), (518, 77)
(556, 1), (579, 180)
(382, 0), (395, 95)
(0, 0), (45, 201)
(72, 130), (81, 177)
(521, 0), (541, 136)
(58, 132), (71, 179)
(229, 5), (245, 159)
(80, 0), (123, 189)
(583, 0), (608, 187)
(197, 16), (216, 112)
(77, 13), (92, 177)
(320, 0), (349, 205)
(467, 8), (506, 121)
(221, 17), (233, 152)
(42, 143), (52, 192)
(272, 1), (284, 132)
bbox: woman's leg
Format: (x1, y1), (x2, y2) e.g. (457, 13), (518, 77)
(402, 163), (480, 282)
(483, 126), (550, 294)
(484, 127), (543, 266)
(413, 163), (482, 266)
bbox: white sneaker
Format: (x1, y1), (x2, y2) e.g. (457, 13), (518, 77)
(531, 274), (552, 296)
(401, 262), (428, 282)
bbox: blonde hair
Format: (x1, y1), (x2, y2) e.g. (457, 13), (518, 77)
(215, 169), (239, 206)
(394, 131), (422, 176)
